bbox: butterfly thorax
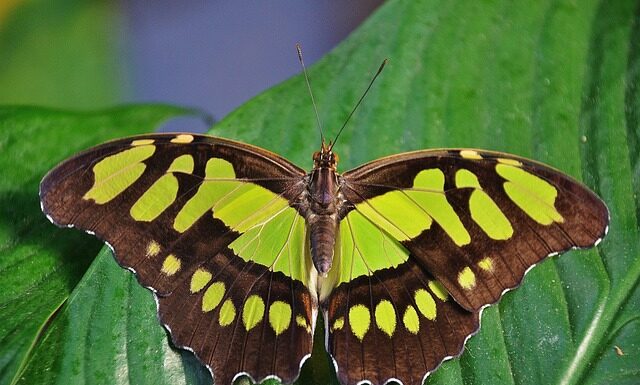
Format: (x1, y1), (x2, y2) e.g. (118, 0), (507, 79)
(302, 147), (343, 276)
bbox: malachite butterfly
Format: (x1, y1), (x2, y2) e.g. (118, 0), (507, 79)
(40, 128), (609, 385)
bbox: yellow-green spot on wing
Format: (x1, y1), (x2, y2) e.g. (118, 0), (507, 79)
(83, 145), (156, 204)
(497, 158), (522, 166)
(455, 169), (513, 240)
(355, 191), (432, 240)
(202, 281), (225, 312)
(414, 289), (436, 320)
(228, 207), (309, 284)
(332, 317), (345, 331)
(455, 168), (482, 189)
(269, 301), (292, 336)
(478, 257), (494, 272)
(132, 139), (154, 146)
(271, 212), (307, 280)
(336, 210), (409, 284)
(352, 168), (472, 247)
(173, 157), (237, 232)
(167, 154), (195, 174)
(171, 134), (194, 143)
(206, 157), (236, 178)
(468, 191), (514, 239)
(296, 315), (311, 332)
(402, 306), (420, 334)
(173, 156), (291, 234)
(130, 174), (179, 221)
(146, 241), (161, 257)
(496, 164), (564, 225)
(413, 168), (445, 190)
(374, 300), (396, 337)
(213, 183), (289, 232)
(348, 305), (371, 341)
(218, 299), (236, 327)
(161, 254), (181, 276)
(428, 280), (449, 301)
(458, 267), (476, 289)
(190, 268), (213, 293)
(130, 154), (194, 222)
(407, 169), (471, 246)
(460, 150), (482, 159)
(242, 295), (265, 331)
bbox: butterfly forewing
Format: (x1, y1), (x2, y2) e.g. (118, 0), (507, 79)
(40, 134), (316, 384)
(340, 149), (609, 312)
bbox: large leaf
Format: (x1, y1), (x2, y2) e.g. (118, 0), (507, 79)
(0, 105), (201, 385)
(5, 0), (640, 384)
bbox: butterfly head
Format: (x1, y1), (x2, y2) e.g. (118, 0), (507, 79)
(313, 140), (339, 170)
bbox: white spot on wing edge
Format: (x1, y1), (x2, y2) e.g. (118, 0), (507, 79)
(228, 352), (309, 385)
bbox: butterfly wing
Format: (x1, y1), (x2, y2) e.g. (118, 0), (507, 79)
(323, 149), (608, 385)
(40, 133), (316, 385)
(323, 211), (479, 385)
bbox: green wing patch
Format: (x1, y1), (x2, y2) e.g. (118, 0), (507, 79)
(353, 167), (470, 245)
(329, 209), (409, 288)
(229, 206), (310, 284)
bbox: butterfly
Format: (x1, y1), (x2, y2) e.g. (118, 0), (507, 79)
(40, 130), (609, 385)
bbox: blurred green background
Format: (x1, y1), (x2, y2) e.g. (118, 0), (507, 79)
(0, 0), (124, 108)
(0, 0), (381, 116)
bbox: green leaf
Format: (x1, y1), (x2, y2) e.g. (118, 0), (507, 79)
(0, 105), (201, 385)
(0, 0), (124, 107)
(5, 0), (640, 384)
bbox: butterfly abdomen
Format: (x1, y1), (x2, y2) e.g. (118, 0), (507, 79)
(308, 213), (338, 275)
(304, 166), (341, 276)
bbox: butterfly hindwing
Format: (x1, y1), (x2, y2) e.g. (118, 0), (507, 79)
(157, 247), (315, 385)
(40, 133), (316, 384)
(322, 212), (478, 385)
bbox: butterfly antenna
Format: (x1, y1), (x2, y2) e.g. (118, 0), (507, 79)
(296, 43), (325, 145)
(329, 58), (388, 152)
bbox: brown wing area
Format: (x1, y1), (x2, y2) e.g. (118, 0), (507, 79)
(341, 149), (609, 311)
(324, 261), (479, 385)
(40, 133), (315, 384)
(158, 247), (315, 385)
